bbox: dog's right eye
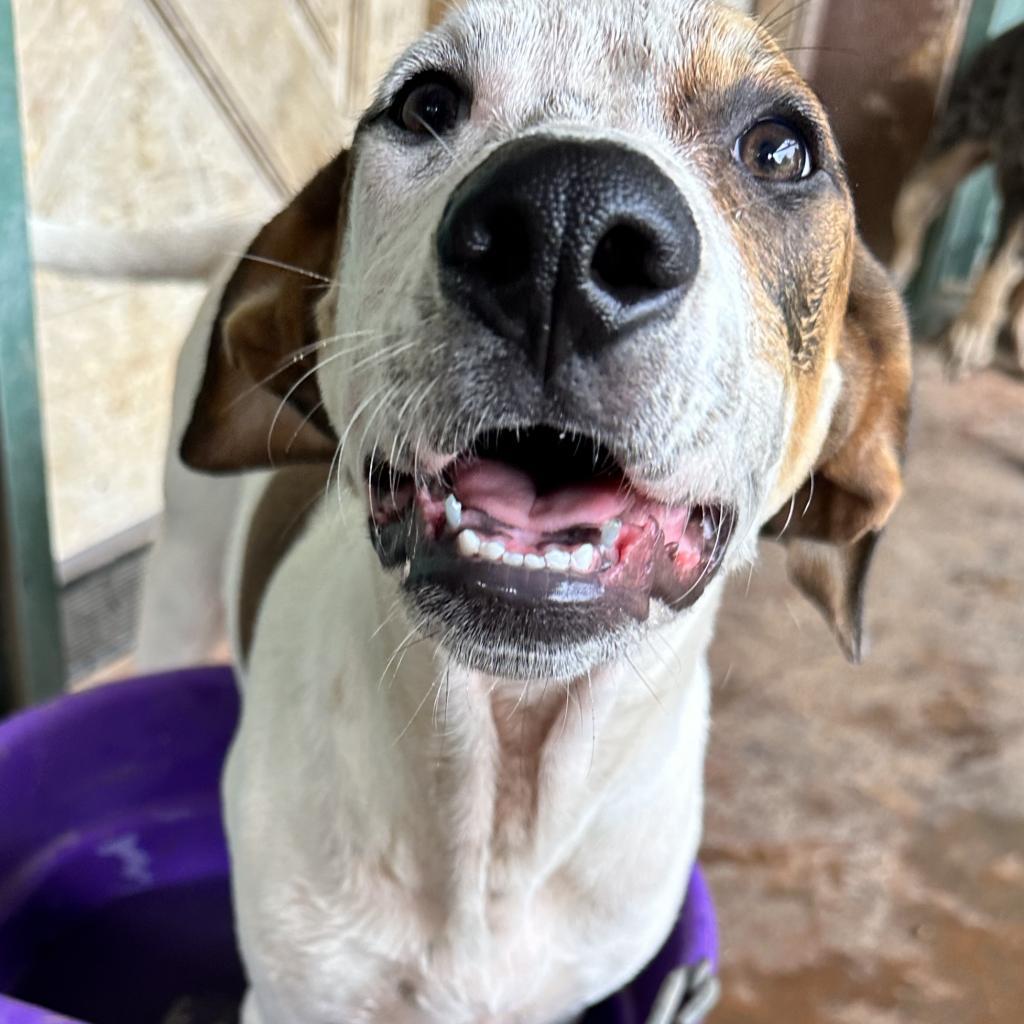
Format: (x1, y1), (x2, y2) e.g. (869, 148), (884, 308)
(389, 73), (468, 137)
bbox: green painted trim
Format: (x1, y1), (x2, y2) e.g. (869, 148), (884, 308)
(0, 0), (65, 710)
(909, 0), (1024, 331)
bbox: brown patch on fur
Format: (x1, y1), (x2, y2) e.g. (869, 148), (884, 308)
(658, 5), (911, 659)
(181, 151), (351, 473)
(663, 4), (854, 379)
(237, 466), (330, 664)
(768, 244), (913, 661)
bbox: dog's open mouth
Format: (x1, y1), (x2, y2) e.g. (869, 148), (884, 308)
(367, 427), (735, 622)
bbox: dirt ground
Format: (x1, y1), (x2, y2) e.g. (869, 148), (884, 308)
(705, 348), (1024, 1023)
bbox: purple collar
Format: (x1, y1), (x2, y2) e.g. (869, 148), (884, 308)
(585, 868), (718, 1023)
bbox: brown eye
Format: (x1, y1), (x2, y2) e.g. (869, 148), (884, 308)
(391, 74), (467, 137)
(736, 119), (812, 182)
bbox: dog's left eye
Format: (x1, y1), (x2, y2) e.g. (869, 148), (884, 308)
(735, 119), (813, 182)
(390, 73), (468, 137)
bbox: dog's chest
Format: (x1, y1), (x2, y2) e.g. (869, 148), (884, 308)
(230, 687), (702, 1024)
(248, 812), (691, 1024)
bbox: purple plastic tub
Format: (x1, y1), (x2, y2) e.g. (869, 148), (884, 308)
(0, 668), (716, 1024)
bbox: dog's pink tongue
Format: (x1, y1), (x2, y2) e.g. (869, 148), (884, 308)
(453, 459), (628, 532)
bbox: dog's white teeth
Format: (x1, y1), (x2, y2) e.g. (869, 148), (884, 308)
(545, 548), (572, 572)
(445, 495), (463, 530)
(455, 535), (601, 573)
(571, 544), (596, 573)
(481, 540), (507, 562)
(601, 520), (622, 548)
(457, 530), (482, 557)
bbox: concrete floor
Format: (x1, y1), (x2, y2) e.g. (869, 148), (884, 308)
(705, 349), (1024, 1023)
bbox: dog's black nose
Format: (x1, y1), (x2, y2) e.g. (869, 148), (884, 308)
(437, 138), (701, 382)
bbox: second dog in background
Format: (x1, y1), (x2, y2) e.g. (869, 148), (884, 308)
(892, 22), (1024, 376)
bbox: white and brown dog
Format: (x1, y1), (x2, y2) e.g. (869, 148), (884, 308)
(139, 1), (912, 1021)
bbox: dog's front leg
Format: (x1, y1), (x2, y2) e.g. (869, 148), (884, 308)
(947, 215), (1024, 377)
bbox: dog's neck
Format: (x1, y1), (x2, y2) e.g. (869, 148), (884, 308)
(286, 507), (723, 935)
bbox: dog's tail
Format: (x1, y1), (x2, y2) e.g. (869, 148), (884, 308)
(29, 216), (263, 281)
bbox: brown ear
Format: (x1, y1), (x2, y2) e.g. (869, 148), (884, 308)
(180, 151), (350, 472)
(768, 241), (912, 662)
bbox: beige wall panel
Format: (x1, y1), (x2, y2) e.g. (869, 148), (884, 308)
(348, 0), (432, 114)
(14, 0), (126, 173)
(174, 0), (344, 190)
(15, 2), (279, 229)
(34, 273), (206, 562)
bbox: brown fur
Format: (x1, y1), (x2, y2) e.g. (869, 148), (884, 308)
(180, 152), (351, 472)
(766, 244), (913, 660)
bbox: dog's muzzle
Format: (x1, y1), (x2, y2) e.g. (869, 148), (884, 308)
(365, 140), (731, 668)
(437, 137), (701, 383)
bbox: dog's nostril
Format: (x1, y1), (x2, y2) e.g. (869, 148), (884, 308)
(590, 223), (669, 303)
(452, 206), (532, 287)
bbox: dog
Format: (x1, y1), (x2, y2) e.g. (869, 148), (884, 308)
(891, 21), (1024, 376)
(138, 0), (912, 1020)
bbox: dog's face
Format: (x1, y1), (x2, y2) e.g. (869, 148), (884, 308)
(183, 0), (911, 680)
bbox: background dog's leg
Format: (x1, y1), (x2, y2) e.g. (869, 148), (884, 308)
(1010, 278), (1024, 372)
(891, 141), (989, 290)
(948, 212), (1024, 377)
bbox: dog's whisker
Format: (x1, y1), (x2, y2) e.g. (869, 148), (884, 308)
(802, 472), (816, 518)
(264, 333), (409, 466)
(284, 400), (326, 455)
(392, 669), (443, 746)
(585, 670), (598, 778)
(410, 112), (457, 160)
(775, 493), (798, 542)
(756, 0), (814, 38)
(226, 329), (402, 412)
(625, 652), (665, 711)
(328, 381), (402, 511)
(370, 596), (406, 642)
(507, 674), (533, 721)
(233, 252), (332, 283)
(377, 621), (427, 694)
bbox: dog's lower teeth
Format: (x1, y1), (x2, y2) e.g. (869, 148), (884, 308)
(457, 530), (482, 557)
(454, 532), (601, 574)
(481, 541), (506, 562)
(571, 544), (596, 573)
(545, 549), (571, 571)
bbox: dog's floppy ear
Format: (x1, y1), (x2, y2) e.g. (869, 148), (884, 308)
(181, 151), (350, 472)
(768, 241), (912, 662)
